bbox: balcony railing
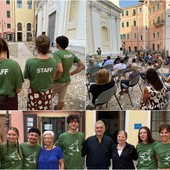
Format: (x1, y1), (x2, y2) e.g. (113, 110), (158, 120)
(154, 20), (165, 27)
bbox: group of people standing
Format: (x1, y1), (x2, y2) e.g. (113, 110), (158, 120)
(0, 35), (85, 110)
(0, 113), (170, 169)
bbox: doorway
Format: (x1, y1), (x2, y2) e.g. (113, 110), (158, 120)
(96, 111), (125, 143)
(41, 117), (65, 142)
(17, 32), (22, 41)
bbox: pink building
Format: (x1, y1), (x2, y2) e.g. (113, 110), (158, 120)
(120, 0), (165, 53)
(0, 0), (14, 41)
(0, 111), (84, 144)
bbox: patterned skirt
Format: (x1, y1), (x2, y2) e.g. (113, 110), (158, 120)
(27, 87), (52, 110)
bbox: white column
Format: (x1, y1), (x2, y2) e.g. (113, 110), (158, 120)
(116, 17), (121, 54)
(92, 9), (102, 52)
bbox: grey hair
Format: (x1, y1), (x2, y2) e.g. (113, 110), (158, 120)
(95, 120), (105, 128)
(42, 131), (55, 139)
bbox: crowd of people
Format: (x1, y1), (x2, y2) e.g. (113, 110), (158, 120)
(87, 52), (170, 110)
(0, 35), (85, 110)
(0, 114), (170, 169)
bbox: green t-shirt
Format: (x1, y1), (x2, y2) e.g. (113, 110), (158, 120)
(136, 141), (158, 169)
(20, 142), (41, 169)
(0, 59), (24, 97)
(154, 142), (170, 169)
(53, 49), (80, 83)
(0, 142), (23, 169)
(55, 131), (84, 169)
(24, 57), (56, 92)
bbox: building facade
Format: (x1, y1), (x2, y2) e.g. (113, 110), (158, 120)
(0, 111), (84, 144)
(121, 0), (167, 54)
(35, 0), (86, 54)
(0, 0), (13, 40)
(85, 110), (170, 146)
(87, 0), (122, 56)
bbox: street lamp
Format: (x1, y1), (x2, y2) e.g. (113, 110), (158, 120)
(0, 19), (6, 38)
(145, 26), (150, 51)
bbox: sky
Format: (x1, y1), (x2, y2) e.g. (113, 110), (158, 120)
(119, 0), (139, 8)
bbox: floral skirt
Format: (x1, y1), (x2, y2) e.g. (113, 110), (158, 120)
(27, 87), (52, 110)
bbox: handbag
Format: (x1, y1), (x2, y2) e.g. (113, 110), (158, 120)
(0, 95), (7, 105)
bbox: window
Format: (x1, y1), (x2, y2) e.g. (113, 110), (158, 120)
(157, 16), (160, 23)
(122, 11), (124, 16)
(134, 20), (136, 26)
(157, 3), (160, 10)
(132, 9), (136, 15)
(126, 10), (128, 16)
(7, 23), (11, 28)
(27, 23), (31, 31)
(122, 22), (124, 28)
(122, 34), (126, 39)
(17, 0), (22, 8)
(153, 19), (155, 25)
(6, 0), (10, 4)
(157, 44), (160, 49)
(157, 32), (160, 38)
(127, 34), (130, 39)
(139, 7), (142, 13)
(151, 111), (170, 141)
(153, 6), (155, 12)
(17, 22), (22, 31)
(27, 0), (32, 9)
(134, 33), (137, 39)
(153, 33), (155, 39)
(141, 35), (143, 40)
(6, 11), (10, 18)
(126, 22), (129, 27)
(149, 8), (151, 14)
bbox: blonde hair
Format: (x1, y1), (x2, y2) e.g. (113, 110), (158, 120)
(117, 130), (127, 139)
(42, 131), (55, 139)
(96, 69), (110, 85)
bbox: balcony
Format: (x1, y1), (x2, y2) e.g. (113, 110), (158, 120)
(154, 20), (165, 27)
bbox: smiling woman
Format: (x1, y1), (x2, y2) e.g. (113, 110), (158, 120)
(153, 124), (170, 169)
(0, 127), (23, 169)
(136, 126), (158, 169)
(38, 131), (64, 170)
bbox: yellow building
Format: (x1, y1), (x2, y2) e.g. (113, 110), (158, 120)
(11, 0), (35, 41)
(85, 110), (170, 146)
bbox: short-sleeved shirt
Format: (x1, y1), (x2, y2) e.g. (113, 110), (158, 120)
(53, 49), (80, 83)
(55, 131), (84, 169)
(20, 142), (41, 169)
(153, 142), (170, 169)
(38, 147), (63, 169)
(136, 142), (158, 169)
(24, 57), (56, 92)
(0, 59), (24, 97)
(82, 135), (113, 169)
(0, 142), (23, 169)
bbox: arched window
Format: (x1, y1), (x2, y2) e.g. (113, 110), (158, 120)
(102, 26), (108, 42)
(17, 22), (22, 31)
(27, 23), (31, 31)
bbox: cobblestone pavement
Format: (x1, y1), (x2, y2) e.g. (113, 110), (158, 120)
(8, 42), (86, 110)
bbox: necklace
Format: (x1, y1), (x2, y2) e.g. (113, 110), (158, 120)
(43, 145), (54, 161)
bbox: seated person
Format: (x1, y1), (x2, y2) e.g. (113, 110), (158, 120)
(113, 55), (120, 65)
(89, 69), (115, 104)
(102, 56), (113, 67)
(140, 68), (167, 110)
(119, 65), (140, 95)
(112, 58), (126, 77)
